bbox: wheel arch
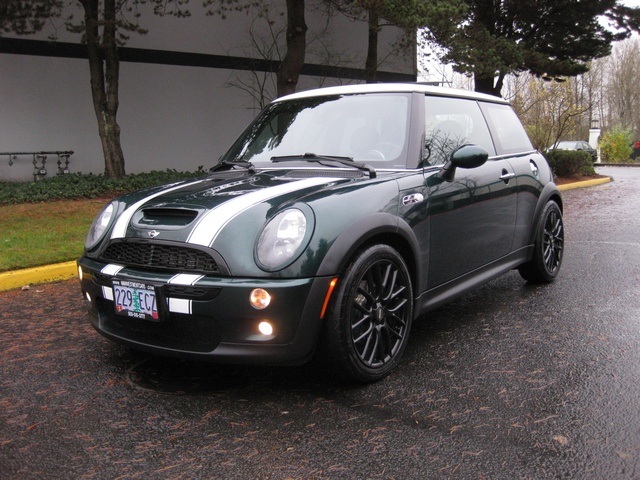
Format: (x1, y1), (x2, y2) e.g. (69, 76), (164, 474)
(527, 183), (563, 245)
(316, 212), (421, 292)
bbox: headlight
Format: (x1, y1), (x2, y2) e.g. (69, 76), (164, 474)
(256, 208), (308, 270)
(85, 201), (116, 250)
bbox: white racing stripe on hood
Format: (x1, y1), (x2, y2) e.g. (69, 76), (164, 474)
(110, 179), (206, 239)
(187, 177), (340, 247)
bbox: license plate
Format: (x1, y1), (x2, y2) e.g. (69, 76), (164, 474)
(112, 279), (159, 321)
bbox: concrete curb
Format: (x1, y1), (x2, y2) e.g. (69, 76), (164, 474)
(0, 261), (77, 292)
(558, 176), (612, 191)
(0, 176), (614, 293)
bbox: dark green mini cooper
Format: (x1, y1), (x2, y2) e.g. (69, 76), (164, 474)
(78, 84), (564, 382)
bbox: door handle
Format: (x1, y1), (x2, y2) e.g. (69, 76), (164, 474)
(500, 169), (516, 183)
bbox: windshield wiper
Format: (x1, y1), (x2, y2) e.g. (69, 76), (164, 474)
(271, 153), (376, 178)
(210, 159), (255, 173)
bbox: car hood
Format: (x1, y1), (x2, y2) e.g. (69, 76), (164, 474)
(107, 170), (350, 247)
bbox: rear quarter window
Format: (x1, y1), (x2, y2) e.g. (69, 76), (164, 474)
(480, 102), (534, 155)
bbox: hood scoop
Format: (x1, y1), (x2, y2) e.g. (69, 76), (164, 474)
(132, 207), (199, 229)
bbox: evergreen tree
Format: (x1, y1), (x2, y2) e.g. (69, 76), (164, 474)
(426, 0), (640, 97)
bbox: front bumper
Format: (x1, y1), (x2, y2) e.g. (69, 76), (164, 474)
(77, 257), (334, 365)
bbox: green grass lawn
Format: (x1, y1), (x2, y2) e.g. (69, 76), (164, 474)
(0, 198), (108, 272)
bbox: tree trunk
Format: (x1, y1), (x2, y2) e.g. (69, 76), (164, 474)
(277, 0), (307, 97)
(474, 73), (501, 97)
(81, 0), (126, 178)
(364, 5), (379, 84)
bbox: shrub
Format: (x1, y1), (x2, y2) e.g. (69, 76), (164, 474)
(545, 150), (596, 178)
(599, 126), (633, 163)
(0, 168), (207, 205)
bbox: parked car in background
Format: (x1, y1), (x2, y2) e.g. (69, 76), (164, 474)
(78, 83), (564, 382)
(551, 140), (598, 163)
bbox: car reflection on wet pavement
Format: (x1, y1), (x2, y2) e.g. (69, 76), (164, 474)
(1, 167), (640, 479)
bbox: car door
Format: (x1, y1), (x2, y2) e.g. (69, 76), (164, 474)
(479, 101), (544, 251)
(421, 96), (518, 289)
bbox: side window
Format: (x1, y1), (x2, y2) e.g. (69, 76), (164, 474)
(480, 102), (533, 155)
(423, 96), (496, 166)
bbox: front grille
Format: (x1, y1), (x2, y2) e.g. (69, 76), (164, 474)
(164, 285), (221, 300)
(101, 242), (219, 274)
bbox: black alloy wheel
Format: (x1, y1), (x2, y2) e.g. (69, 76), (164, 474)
(519, 201), (564, 283)
(542, 205), (564, 274)
(323, 244), (413, 383)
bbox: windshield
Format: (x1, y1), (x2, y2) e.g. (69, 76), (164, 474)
(222, 93), (411, 168)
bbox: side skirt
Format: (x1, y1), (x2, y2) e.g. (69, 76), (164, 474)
(414, 245), (533, 317)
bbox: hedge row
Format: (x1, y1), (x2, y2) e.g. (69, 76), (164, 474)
(0, 169), (207, 205)
(544, 150), (596, 178)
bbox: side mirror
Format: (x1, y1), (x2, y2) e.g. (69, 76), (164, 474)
(440, 145), (489, 182)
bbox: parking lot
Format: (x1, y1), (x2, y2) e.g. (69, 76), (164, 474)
(2, 166), (639, 479)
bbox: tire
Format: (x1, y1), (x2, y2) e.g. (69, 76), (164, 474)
(322, 244), (413, 383)
(518, 201), (564, 283)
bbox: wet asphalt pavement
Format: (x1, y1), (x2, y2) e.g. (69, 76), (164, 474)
(1, 166), (640, 479)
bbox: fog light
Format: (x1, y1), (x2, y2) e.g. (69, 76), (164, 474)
(258, 321), (273, 336)
(78, 265), (83, 281)
(250, 288), (271, 309)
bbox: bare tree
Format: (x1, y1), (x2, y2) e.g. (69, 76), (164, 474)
(332, 0), (465, 84)
(224, 0), (360, 110)
(276, 0), (307, 96)
(223, 2), (283, 109)
(579, 57), (607, 131)
(4, 0), (151, 177)
(72, 0), (147, 178)
(603, 38), (640, 139)
(506, 74), (591, 151)
(0, 0), (62, 34)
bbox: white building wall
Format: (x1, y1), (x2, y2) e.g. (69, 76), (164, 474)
(0, 1), (415, 181)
